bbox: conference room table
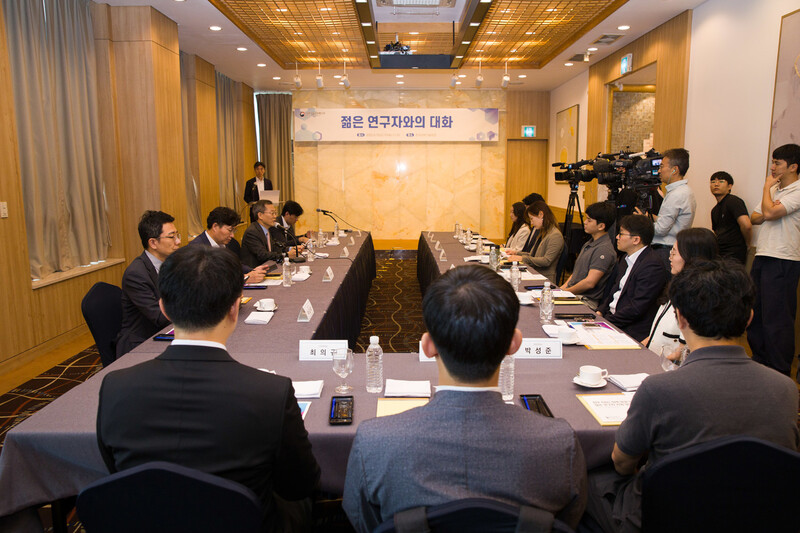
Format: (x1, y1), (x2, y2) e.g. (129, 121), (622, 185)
(0, 230), (664, 533)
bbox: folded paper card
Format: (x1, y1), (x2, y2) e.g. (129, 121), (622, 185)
(384, 379), (431, 398)
(244, 311), (274, 325)
(292, 380), (324, 399)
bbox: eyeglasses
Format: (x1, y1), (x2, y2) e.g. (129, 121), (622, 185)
(160, 232), (181, 241)
(617, 232), (636, 238)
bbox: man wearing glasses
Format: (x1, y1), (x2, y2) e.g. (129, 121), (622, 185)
(116, 210), (181, 358)
(597, 215), (668, 342)
(241, 200), (302, 268)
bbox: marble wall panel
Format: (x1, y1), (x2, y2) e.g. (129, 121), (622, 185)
(292, 89), (507, 241)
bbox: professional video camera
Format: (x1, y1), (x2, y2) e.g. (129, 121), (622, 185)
(553, 159), (595, 188)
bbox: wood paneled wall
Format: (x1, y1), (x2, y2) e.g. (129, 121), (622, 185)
(505, 91), (550, 235)
(585, 10), (692, 203)
(240, 83), (257, 205)
(0, 3), (257, 372)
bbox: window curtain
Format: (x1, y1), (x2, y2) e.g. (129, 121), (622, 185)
(179, 52), (202, 237)
(3, 0), (109, 279)
(256, 93), (294, 201)
(216, 71), (242, 215)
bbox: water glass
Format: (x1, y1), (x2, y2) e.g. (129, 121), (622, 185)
(333, 348), (354, 393)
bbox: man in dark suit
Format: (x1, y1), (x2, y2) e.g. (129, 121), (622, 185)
(597, 215), (668, 341)
(241, 200), (301, 268)
(116, 210), (180, 358)
(98, 246), (320, 532)
(278, 200), (313, 245)
(189, 206), (272, 281)
(343, 265), (587, 532)
(244, 161), (272, 223)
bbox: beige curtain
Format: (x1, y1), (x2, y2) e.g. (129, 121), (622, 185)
(256, 93), (294, 201)
(216, 71), (242, 214)
(179, 52), (203, 236)
(4, 0), (109, 279)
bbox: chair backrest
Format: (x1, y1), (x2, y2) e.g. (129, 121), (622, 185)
(80, 282), (123, 367)
(641, 436), (800, 533)
(555, 245), (570, 286)
(374, 498), (575, 533)
(76, 461), (263, 533)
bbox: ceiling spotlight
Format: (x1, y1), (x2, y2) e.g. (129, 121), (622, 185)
(564, 62), (574, 67)
(294, 63), (302, 89)
(588, 47), (598, 52)
(475, 59), (484, 88)
(209, 26), (222, 31)
(617, 25), (630, 30)
(518, 74), (527, 78)
(450, 72), (458, 88)
(237, 47), (247, 51)
(316, 62), (324, 89)
(501, 61), (510, 89)
(257, 63), (267, 67)
(583, 52), (591, 62)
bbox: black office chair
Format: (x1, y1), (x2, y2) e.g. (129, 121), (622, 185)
(374, 498), (575, 533)
(555, 245), (570, 285)
(80, 282), (123, 367)
(641, 436), (800, 533)
(76, 461), (263, 533)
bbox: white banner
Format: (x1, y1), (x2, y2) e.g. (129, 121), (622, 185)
(294, 108), (499, 142)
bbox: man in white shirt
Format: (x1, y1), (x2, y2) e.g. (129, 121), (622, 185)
(597, 215), (668, 341)
(748, 143), (800, 378)
(244, 161), (274, 222)
(343, 265), (587, 532)
(636, 148), (696, 270)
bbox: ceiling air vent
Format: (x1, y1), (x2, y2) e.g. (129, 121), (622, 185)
(592, 34), (623, 45)
(568, 53), (586, 62)
(377, 0), (455, 6)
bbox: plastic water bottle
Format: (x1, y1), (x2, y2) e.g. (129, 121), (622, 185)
(454, 222), (460, 238)
(282, 255), (292, 287)
(510, 261), (521, 292)
(366, 335), (384, 393)
(489, 246), (499, 271)
(499, 354), (515, 401)
(306, 239), (315, 262)
(466, 228), (473, 245)
(317, 228), (325, 248)
(540, 281), (554, 323)
(334, 221), (340, 239)
(476, 237), (484, 255)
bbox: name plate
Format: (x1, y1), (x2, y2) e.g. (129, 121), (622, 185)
(297, 299), (315, 322)
(340, 246), (350, 258)
(323, 266), (334, 282)
(418, 340), (436, 362)
(299, 339), (348, 361)
(513, 338), (563, 359)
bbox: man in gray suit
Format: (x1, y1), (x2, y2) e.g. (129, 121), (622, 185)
(342, 264), (587, 532)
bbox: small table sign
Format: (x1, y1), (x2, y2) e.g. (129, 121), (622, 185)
(298, 339), (348, 361)
(513, 338), (563, 359)
(297, 299), (315, 322)
(434, 241), (441, 250)
(323, 266), (335, 282)
(349, 236), (355, 245)
(340, 246), (350, 258)
(439, 250), (447, 262)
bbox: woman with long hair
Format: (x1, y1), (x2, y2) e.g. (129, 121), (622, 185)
(644, 227), (719, 355)
(505, 202), (531, 250)
(507, 200), (564, 284)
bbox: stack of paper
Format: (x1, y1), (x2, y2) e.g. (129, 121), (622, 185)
(577, 392), (635, 426)
(314, 252), (330, 259)
(608, 373), (649, 392)
(293, 380), (324, 399)
(291, 271), (311, 282)
(244, 311), (274, 325)
(384, 379), (431, 397)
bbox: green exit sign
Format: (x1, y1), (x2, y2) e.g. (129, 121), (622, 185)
(521, 125), (536, 138)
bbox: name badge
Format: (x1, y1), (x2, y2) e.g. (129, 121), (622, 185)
(513, 338), (563, 359)
(299, 339), (348, 361)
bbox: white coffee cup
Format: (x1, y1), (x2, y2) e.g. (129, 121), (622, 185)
(578, 365), (608, 385)
(256, 298), (276, 312)
(558, 326), (577, 343)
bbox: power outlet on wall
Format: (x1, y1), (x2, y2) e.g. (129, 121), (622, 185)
(0, 202), (8, 218)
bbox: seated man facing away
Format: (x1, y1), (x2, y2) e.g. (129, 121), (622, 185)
(98, 246), (320, 533)
(241, 200), (301, 268)
(586, 259), (799, 533)
(189, 206), (269, 283)
(597, 215), (668, 342)
(116, 210), (179, 358)
(343, 264), (587, 532)
(563, 201), (617, 308)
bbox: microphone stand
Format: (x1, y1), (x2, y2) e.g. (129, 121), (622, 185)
(277, 223), (306, 263)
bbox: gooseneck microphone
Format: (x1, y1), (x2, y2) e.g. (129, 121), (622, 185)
(274, 222), (306, 263)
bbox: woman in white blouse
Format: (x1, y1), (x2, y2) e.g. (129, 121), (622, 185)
(644, 228), (718, 356)
(505, 202), (531, 250)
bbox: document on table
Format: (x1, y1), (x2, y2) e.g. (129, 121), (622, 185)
(246, 279), (283, 287)
(577, 393), (635, 426)
(292, 380), (324, 399)
(608, 373), (649, 392)
(569, 322), (640, 349)
(376, 398), (429, 417)
(384, 379), (431, 397)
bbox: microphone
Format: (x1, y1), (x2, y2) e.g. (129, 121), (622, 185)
(316, 208), (332, 215)
(274, 222), (306, 263)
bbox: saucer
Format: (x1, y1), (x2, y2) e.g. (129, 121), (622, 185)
(256, 305), (278, 312)
(573, 376), (606, 388)
(560, 337), (580, 345)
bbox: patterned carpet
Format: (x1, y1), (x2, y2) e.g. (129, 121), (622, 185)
(355, 250), (426, 353)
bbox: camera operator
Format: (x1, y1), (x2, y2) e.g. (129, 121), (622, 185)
(635, 148), (696, 270)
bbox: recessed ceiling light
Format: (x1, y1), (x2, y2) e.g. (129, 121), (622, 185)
(320, 7), (331, 11)
(409, 32), (419, 35)
(618, 25), (630, 30)
(339, 81), (344, 85)
(273, 76), (281, 80)
(545, 8), (556, 12)
(342, 48), (348, 52)
(370, 55), (378, 58)
(500, 9), (510, 13)
(518, 74), (527, 78)
(396, 74), (404, 78)
(397, 81), (404, 84)
(588, 47), (598, 51)
(511, 49), (517, 52)
(458, 74), (466, 78)
(455, 55), (463, 59)
(475, 49), (484, 52)
(565, 62), (574, 66)
(525, 31), (534, 35)
(469, 22), (480, 27)
(486, 31), (496, 34)
(276, 8), (287, 12)
(456, 81), (462, 85)
(237, 47), (247, 51)
(334, 74), (342, 79)
(174, 0), (185, 2)
(209, 26), (222, 31)
(257, 63), (266, 67)
(461, 41), (470, 45)
(294, 32), (303, 35)
(361, 22), (371, 27)
(309, 50), (316, 53)
(366, 40), (375, 44)
(332, 32), (340, 35)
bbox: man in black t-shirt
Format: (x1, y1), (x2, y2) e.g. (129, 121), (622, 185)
(710, 171), (751, 263)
